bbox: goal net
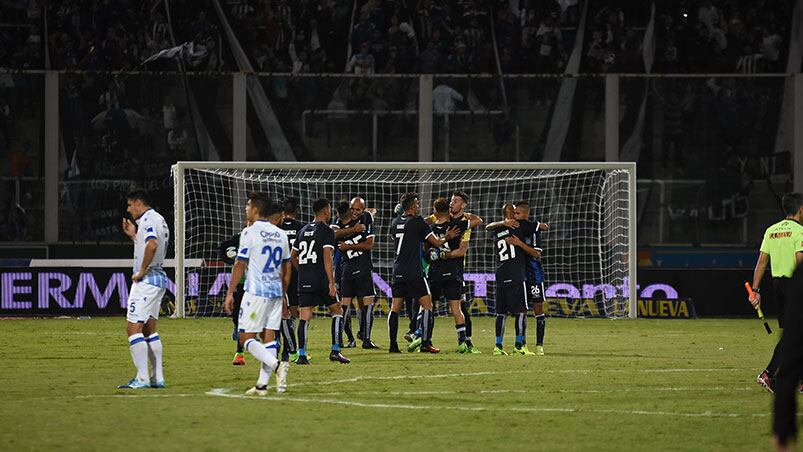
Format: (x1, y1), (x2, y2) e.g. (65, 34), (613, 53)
(172, 163), (636, 319)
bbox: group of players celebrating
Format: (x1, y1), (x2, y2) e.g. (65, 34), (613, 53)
(215, 190), (550, 394)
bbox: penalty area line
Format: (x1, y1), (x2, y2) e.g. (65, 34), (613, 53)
(204, 388), (761, 418)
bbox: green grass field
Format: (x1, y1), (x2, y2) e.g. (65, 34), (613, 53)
(0, 316), (786, 451)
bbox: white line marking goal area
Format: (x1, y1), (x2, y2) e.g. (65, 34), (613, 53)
(203, 388), (766, 419)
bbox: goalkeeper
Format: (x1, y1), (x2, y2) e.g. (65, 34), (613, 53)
(218, 222), (250, 366)
(749, 193), (803, 393)
(424, 197), (472, 352)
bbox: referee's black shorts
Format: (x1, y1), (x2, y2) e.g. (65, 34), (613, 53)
(773, 277), (792, 328)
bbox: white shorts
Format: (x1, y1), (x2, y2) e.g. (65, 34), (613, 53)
(238, 292), (282, 333)
(126, 281), (165, 323)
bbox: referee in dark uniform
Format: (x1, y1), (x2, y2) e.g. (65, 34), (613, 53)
(750, 193), (803, 392)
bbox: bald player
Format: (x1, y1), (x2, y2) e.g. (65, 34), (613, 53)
(337, 197), (380, 348)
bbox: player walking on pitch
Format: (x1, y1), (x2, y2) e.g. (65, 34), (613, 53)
(293, 198), (351, 364)
(224, 194), (292, 395)
(118, 190), (169, 389)
(388, 193), (458, 353)
(749, 193), (803, 393)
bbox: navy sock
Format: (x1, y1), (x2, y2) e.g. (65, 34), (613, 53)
(536, 314), (546, 346)
(297, 319), (308, 356)
(495, 314), (506, 347)
(331, 314), (343, 351)
(388, 311), (399, 345)
(515, 312), (526, 348)
(455, 323), (466, 343)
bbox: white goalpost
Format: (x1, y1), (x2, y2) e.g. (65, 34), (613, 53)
(172, 162), (637, 319)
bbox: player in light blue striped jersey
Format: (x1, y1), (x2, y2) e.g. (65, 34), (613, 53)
(118, 190), (170, 389)
(224, 193), (293, 395)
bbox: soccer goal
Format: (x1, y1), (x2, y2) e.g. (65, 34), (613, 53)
(172, 162), (637, 319)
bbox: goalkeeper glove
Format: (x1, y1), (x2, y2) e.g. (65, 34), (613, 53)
(393, 203), (403, 217)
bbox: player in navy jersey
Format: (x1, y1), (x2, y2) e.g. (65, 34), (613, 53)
(485, 203), (532, 356)
(337, 197), (380, 348)
(486, 202), (549, 355)
(513, 201), (549, 355)
(292, 198), (351, 364)
(388, 192), (458, 354)
(425, 197), (472, 352)
(332, 200), (356, 346)
(279, 198), (305, 362)
(444, 191), (483, 352)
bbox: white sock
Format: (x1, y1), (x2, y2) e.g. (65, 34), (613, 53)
(146, 333), (164, 382)
(128, 334), (149, 382)
(257, 342), (279, 387)
(246, 339), (279, 387)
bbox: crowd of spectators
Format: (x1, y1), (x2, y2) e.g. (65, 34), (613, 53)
(580, 0), (792, 74)
(344, 0), (496, 74)
(224, 0), (353, 74)
(0, 0), (796, 75)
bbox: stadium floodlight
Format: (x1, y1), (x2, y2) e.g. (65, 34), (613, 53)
(172, 162), (636, 319)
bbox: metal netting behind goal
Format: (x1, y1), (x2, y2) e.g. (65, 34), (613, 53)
(172, 163), (636, 319)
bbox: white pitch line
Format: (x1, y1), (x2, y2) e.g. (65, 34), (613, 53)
(299, 387), (752, 397)
(286, 370), (520, 387)
(204, 388), (761, 418)
(75, 393), (196, 399)
(286, 368), (745, 388)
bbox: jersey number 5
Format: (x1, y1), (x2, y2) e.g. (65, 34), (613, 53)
(497, 239), (516, 261)
(297, 240), (318, 264)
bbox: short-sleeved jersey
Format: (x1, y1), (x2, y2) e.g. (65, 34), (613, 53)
(518, 219), (545, 284)
(391, 215), (435, 281)
(428, 217), (470, 281)
(279, 218), (305, 249)
(293, 221), (337, 292)
(280, 217), (305, 278)
(759, 219), (803, 278)
(492, 227), (526, 286)
(338, 212), (375, 279)
(236, 220), (291, 298)
(331, 220), (346, 283)
(134, 208), (169, 288)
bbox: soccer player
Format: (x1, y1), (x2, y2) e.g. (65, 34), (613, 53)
(337, 197), (380, 348)
(487, 201), (549, 355)
(426, 197), (471, 352)
(279, 197), (305, 362)
(749, 193), (803, 393)
(332, 199), (357, 346)
(486, 203), (533, 356)
(292, 198), (351, 364)
(224, 193), (292, 395)
(445, 190), (483, 353)
(513, 201), (548, 354)
(388, 192), (458, 353)
(118, 189), (169, 389)
(218, 225), (249, 365)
